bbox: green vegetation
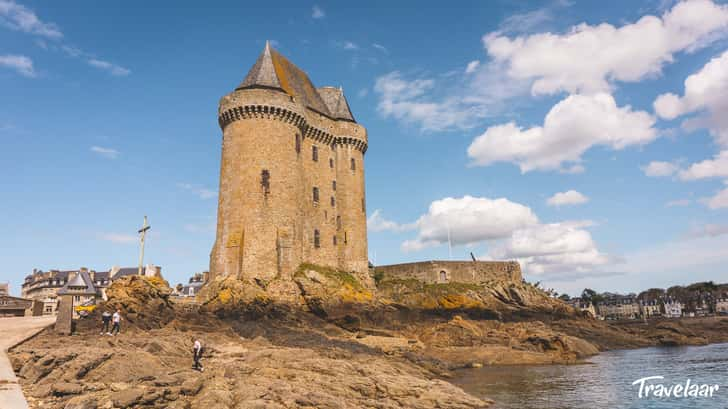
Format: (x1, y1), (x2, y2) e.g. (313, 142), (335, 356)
(295, 263), (363, 289)
(372, 269), (385, 285)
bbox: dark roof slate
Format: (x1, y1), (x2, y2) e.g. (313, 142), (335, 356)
(237, 42), (354, 121)
(317, 87), (355, 122)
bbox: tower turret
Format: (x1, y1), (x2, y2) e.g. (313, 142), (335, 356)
(210, 43), (369, 283)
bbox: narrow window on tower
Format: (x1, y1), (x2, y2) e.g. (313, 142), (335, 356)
(329, 158), (334, 168)
(261, 169), (270, 196)
(295, 133), (301, 154)
(332, 180), (336, 191)
(312, 146), (319, 162)
(313, 187), (319, 203)
(331, 196), (335, 207)
(336, 215), (341, 230)
(361, 197), (365, 212)
(314, 229), (320, 248)
(350, 158), (356, 171)
(333, 235), (337, 246)
(344, 231), (348, 244)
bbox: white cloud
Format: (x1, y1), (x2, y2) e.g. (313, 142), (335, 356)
(312, 5), (325, 19)
(498, 6), (554, 34)
(485, 0), (728, 96)
(374, 71), (488, 132)
(357, 88), (368, 98)
(90, 146), (119, 159)
(654, 49), (728, 146)
(487, 222), (611, 276)
(88, 58), (131, 76)
(465, 60), (480, 74)
(666, 198), (691, 207)
(546, 190), (589, 207)
(678, 150), (728, 180)
(687, 223), (728, 238)
(367, 210), (416, 233)
(705, 185), (728, 209)
(467, 93), (657, 172)
(643, 160), (679, 177)
(342, 41), (358, 50)
(372, 43), (388, 53)
(100, 233), (137, 244)
(0, 54), (35, 77)
(0, 0), (62, 38)
(393, 195), (611, 277)
(177, 183), (217, 200)
(401, 195), (539, 252)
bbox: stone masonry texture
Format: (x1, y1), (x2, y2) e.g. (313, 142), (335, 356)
(209, 45), (368, 283)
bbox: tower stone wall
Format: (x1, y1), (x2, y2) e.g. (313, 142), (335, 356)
(210, 44), (369, 283)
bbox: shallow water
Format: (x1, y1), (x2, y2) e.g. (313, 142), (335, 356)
(450, 343), (728, 409)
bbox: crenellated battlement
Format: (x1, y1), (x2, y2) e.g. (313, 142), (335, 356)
(218, 101), (368, 153)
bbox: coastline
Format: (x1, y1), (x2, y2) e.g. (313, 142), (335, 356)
(8, 275), (728, 408)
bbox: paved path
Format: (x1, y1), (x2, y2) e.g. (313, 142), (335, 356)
(0, 316), (55, 409)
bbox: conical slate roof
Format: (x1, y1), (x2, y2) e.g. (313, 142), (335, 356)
(317, 86), (355, 122)
(237, 42), (355, 122)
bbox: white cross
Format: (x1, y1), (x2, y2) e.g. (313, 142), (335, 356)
(137, 216), (151, 275)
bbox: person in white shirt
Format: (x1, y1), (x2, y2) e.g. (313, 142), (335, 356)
(111, 309), (122, 335)
(193, 339), (204, 372)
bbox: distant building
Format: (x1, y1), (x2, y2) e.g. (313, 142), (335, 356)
(567, 297), (597, 317)
(57, 271), (99, 318)
(0, 295), (41, 317)
(640, 300), (662, 318)
(0, 282), (8, 296)
(664, 299), (683, 318)
(22, 264), (162, 315)
(178, 272), (207, 298)
(598, 296), (640, 320)
(716, 298), (728, 315)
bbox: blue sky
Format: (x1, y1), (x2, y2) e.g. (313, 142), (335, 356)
(2, 0), (728, 297)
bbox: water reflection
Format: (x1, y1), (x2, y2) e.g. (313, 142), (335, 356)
(450, 343), (728, 409)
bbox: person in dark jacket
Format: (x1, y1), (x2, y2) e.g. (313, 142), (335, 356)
(192, 339), (204, 372)
(100, 310), (112, 335)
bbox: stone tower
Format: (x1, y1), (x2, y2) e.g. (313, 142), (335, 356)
(209, 42), (369, 283)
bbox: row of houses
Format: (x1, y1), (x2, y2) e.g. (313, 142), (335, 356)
(568, 294), (728, 320)
(20, 265), (162, 316)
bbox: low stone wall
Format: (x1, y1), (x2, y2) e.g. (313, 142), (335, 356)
(374, 260), (522, 285)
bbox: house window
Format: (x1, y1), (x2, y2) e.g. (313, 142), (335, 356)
(314, 229), (320, 248)
(350, 158), (356, 171)
(261, 169), (270, 195)
(295, 133), (301, 154)
(74, 295), (80, 302)
(312, 146), (319, 162)
(332, 180), (336, 191)
(329, 158), (334, 168)
(333, 236), (337, 245)
(331, 196), (335, 207)
(313, 187), (319, 203)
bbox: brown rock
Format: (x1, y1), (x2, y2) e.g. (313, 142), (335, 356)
(110, 387), (144, 407)
(52, 381), (83, 396)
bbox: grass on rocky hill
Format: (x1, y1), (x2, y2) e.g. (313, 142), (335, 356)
(295, 262), (363, 290)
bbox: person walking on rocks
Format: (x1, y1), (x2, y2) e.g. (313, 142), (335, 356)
(111, 309), (122, 335)
(101, 310), (112, 335)
(192, 339), (204, 372)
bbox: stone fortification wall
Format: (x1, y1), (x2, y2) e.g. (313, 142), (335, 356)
(375, 260), (522, 285)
